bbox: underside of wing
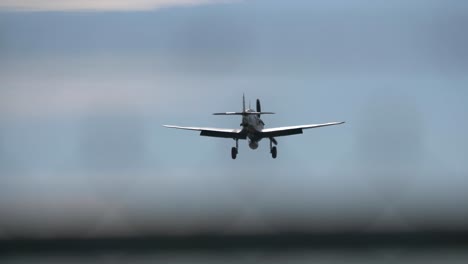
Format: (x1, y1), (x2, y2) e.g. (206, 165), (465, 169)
(260, 121), (345, 138)
(163, 125), (246, 139)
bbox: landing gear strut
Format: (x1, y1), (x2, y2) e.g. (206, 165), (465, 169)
(270, 137), (277, 159)
(231, 139), (239, 159)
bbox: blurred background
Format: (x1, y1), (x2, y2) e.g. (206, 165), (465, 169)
(0, 0), (467, 257)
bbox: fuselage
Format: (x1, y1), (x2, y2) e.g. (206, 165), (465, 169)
(242, 109), (265, 149)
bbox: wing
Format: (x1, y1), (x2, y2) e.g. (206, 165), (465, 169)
(163, 125), (246, 139)
(260, 121), (345, 138)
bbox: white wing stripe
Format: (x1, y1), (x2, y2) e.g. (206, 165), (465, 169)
(261, 121), (345, 133)
(163, 125), (241, 133)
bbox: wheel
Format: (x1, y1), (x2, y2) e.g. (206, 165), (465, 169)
(231, 147), (238, 159)
(271, 146), (277, 159)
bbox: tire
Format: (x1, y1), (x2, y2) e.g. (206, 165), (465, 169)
(271, 146), (277, 159)
(231, 147), (237, 159)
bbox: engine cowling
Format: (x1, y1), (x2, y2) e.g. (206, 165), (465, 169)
(249, 140), (259, 150)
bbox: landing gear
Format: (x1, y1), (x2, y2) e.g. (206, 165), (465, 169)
(269, 137), (278, 159)
(231, 147), (237, 159)
(231, 139), (239, 159)
(271, 146), (277, 159)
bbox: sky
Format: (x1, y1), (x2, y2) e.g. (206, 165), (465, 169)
(0, 0), (468, 238)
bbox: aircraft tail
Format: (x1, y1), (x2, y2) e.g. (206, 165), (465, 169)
(212, 94), (275, 115)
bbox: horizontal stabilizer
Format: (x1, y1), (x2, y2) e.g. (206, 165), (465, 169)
(213, 112), (275, 115)
(249, 112), (275, 115)
(213, 112), (244, 115)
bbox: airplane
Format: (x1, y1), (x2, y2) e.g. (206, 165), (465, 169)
(163, 95), (344, 159)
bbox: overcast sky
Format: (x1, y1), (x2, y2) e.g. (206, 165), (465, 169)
(1, 0), (467, 238)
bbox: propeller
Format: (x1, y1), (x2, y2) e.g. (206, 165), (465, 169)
(256, 99), (261, 117)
